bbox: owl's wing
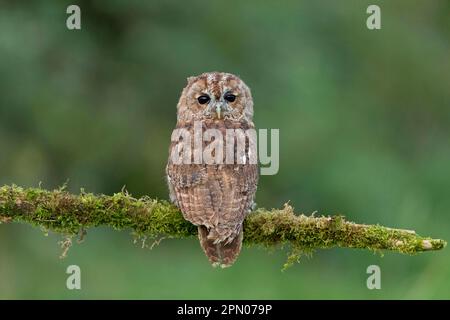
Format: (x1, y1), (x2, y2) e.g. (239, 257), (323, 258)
(167, 163), (258, 241)
(219, 164), (259, 226)
(166, 163), (214, 227)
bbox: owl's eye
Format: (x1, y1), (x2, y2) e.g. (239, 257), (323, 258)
(197, 95), (210, 105)
(224, 93), (236, 102)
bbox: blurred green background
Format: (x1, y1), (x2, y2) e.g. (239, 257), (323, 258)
(0, 0), (449, 299)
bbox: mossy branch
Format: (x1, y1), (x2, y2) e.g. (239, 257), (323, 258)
(0, 185), (446, 261)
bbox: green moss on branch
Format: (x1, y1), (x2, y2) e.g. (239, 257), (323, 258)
(0, 185), (446, 258)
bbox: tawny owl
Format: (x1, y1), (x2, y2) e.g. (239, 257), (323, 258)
(166, 72), (258, 268)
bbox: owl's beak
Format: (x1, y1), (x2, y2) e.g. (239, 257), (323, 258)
(211, 102), (226, 119)
(209, 102), (226, 120)
(216, 105), (222, 119)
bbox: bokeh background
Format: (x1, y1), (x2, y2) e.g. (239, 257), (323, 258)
(0, 0), (449, 299)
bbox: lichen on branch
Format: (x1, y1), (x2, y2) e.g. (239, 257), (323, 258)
(0, 185), (446, 264)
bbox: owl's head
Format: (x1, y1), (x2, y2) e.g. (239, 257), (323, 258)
(176, 72), (254, 123)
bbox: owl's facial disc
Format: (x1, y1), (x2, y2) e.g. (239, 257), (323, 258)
(199, 90), (238, 120)
(196, 93), (229, 120)
(180, 72), (252, 122)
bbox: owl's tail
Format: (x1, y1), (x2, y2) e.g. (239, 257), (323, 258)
(198, 226), (243, 268)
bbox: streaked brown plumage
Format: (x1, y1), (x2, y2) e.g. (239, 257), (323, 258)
(166, 72), (258, 267)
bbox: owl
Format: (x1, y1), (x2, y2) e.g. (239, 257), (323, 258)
(166, 72), (259, 268)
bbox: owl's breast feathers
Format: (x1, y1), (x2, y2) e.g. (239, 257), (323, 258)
(166, 119), (259, 243)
